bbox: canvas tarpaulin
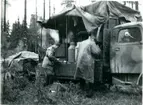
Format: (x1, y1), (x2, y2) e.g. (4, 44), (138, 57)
(41, 5), (75, 29)
(5, 51), (39, 67)
(40, 1), (141, 32)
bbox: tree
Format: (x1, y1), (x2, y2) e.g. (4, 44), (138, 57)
(5, 21), (10, 41)
(28, 14), (40, 52)
(1, 20), (10, 58)
(1, 0), (10, 33)
(1, 20), (10, 45)
(1, 0), (10, 45)
(61, 0), (75, 7)
(9, 19), (23, 49)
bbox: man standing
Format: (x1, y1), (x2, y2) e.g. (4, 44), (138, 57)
(74, 30), (101, 97)
(42, 43), (60, 86)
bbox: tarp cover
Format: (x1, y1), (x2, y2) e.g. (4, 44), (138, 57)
(42, 1), (141, 32)
(5, 51), (39, 67)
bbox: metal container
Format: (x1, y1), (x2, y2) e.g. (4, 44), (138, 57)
(68, 42), (75, 63)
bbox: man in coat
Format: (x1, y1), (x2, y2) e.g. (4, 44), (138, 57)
(74, 29), (101, 97)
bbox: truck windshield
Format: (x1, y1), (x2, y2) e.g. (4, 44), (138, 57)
(118, 27), (141, 43)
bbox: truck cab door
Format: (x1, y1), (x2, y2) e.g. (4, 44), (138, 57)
(110, 27), (142, 74)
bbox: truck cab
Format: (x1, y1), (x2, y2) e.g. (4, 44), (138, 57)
(110, 22), (143, 85)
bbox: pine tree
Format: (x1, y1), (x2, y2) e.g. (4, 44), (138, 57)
(6, 20), (10, 41)
(1, 20), (10, 58)
(1, 20), (10, 44)
(9, 19), (23, 49)
(28, 14), (40, 52)
(61, 0), (74, 7)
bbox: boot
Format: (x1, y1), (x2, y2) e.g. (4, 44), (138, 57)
(86, 83), (94, 98)
(80, 78), (86, 91)
(43, 75), (49, 87)
(44, 75), (53, 87)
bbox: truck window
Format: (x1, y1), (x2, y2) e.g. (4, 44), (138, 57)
(118, 27), (141, 43)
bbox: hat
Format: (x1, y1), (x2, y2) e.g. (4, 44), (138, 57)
(55, 42), (61, 46)
(52, 45), (58, 49)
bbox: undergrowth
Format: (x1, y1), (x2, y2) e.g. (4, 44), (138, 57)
(1, 65), (142, 105)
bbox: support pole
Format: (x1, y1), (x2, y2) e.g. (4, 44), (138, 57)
(41, 28), (43, 48)
(43, 0), (45, 20)
(35, 0), (37, 52)
(4, 0), (6, 32)
(66, 17), (68, 62)
(49, 0), (51, 18)
(135, 1), (138, 10)
(36, 0), (37, 21)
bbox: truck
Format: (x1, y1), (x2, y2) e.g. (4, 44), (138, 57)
(38, 1), (142, 86)
(54, 20), (142, 86)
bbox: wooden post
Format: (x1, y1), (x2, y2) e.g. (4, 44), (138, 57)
(135, 1), (138, 10)
(24, 0), (28, 50)
(43, 0), (45, 20)
(35, 0), (37, 21)
(131, 1), (133, 9)
(123, 1), (126, 5)
(66, 17), (68, 62)
(4, 0), (6, 32)
(53, 4), (55, 16)
(49, 0), (51, 18)
(35, 0), (37, 53)
(24, 0), (27, 27)
(3, 0), (7, 61)
(41, 28), (43, 48)
(41, 0), (45, 49)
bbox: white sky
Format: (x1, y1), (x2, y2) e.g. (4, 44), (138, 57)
(3, 0), (143, 28)
(5, 0), (64, 27)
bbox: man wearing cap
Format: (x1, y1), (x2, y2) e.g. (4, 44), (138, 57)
(42, 43), (60, 86)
